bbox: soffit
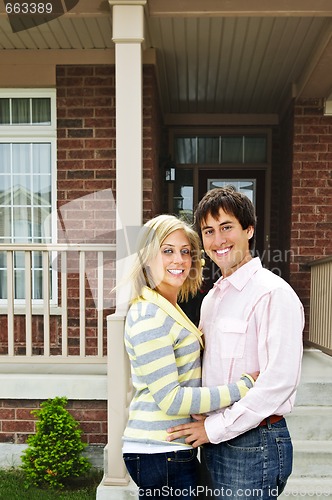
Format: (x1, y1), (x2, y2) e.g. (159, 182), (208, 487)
(0, 0), (331, 116)
(145, 16), (331, 114)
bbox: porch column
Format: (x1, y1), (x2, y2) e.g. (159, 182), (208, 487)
(104, 0), (145, 487)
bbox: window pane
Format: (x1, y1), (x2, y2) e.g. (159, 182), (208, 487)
(207, 179), (256, 206)
(12, 144), (31, 174)
(13, 175), (32, 205)
(33, 269), (43, 299)
(175, 138), (197, 164)
(33, 175), (51, 205)
(0, 99), (10, 124)
(14, 269), (25, 299)
(0, 176), (11, 199)
(0, 208), (11, 240)
(32, 98), (51, 125)
(32, 143), (51, 173)
(244, 136), (267, 163)
(0, 269), (7, 299)
(12, 98), (31, 124)
(13, 207), (32, 241)
(0, 143), (11, 173)
(198, 137), (219, 163)
(33, 207), (51, 240)
(14, 251), (25, 268)
(33, 250), (43, 268)
(0, 251), (5, 268)
(221, 137), (243, 163)
(41, 209), (52, 241)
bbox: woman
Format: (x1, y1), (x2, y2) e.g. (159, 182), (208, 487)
(122, 214), (256, 499)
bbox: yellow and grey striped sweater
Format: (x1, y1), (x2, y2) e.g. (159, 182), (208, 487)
(123, 287), (253, 447)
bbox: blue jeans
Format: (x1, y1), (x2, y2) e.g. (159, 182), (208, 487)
(201, 418), (292, 499)
(123, 449), (199, 499)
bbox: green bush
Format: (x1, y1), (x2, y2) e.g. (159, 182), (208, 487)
(21, 397), (91, 489)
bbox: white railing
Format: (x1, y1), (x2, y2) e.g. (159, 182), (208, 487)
(308, 256), (332, 356)
(0, 243), (116, 363)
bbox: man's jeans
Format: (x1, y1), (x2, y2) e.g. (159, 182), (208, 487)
(123, 448), (199, 499)
(201, 418), (293, 499)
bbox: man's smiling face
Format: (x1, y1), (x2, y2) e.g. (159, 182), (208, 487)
(201, 208), (254, 277)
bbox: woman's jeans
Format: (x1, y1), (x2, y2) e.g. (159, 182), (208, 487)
(201, 418), (293, 499)
(123, 448), (199, 499)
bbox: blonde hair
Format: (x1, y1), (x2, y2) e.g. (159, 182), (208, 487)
(129, 214), (202, 303)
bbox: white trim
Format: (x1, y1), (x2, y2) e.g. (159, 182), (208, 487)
(324, 95), (332, 115)
(0, 373), (107, 400)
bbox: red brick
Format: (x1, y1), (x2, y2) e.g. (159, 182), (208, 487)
(319, 134), (332, 143)
(0, 409), (15, 419)
(66, 67), (94, 77)
(15, 409), (36, 420)
(84, 77), (113, 86)
(2, 421), (35, 433)
(86, 434), (107, 444)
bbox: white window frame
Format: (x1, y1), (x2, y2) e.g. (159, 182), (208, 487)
(0, 88), (57, 307)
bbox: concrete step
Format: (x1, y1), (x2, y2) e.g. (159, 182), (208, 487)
(292, 440), (332, 477)
(294, 349), (332, 406)
(301, 350), (332, 380)
(280, 477), (332, 498)
(285, 406), (332, 440)
(295, 381), (332, 406)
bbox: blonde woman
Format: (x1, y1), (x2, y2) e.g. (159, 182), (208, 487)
(122, 214), (257, 499)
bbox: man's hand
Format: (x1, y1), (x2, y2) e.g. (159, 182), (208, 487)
(250, 371), (260, 381)
(167, 414), (209, 448)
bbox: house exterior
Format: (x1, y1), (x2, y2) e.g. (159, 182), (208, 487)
(0, 0), (331, 497)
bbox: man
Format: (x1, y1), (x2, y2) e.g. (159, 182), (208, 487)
(167, 187), (304, 499)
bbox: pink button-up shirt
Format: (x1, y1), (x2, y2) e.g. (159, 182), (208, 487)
(200, 257), (304, 444)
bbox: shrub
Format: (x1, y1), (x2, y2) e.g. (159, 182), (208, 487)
(21, 397), (91, 489)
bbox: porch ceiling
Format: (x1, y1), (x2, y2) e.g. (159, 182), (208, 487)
(0, 0), (332, 118)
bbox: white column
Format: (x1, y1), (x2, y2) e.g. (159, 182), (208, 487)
(103, 0), (145, 489)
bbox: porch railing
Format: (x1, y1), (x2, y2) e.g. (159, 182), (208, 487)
(0, 243), (116, 364)
(307, 255), (332, 356)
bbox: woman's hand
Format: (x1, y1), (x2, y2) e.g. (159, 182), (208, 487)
(250, 371), (260, 381)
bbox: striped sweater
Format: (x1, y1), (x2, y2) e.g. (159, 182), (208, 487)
(123, 287), (253, 447)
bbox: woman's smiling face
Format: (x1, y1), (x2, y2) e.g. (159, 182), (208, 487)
(149, 229), (192, 301)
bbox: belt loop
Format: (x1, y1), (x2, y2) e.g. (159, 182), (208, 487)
(266, 417), (272, 429)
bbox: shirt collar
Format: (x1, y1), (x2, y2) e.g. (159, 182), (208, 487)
(214, 257), (262, 291)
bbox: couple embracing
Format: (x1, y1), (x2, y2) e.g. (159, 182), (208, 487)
(121, 187), (304, 500)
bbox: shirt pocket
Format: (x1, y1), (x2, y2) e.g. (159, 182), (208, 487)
(216, 317), (248, 359)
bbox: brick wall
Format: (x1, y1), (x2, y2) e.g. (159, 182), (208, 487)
(290, 98), (332, 335)
(57, 65), (116, 207)
(56, 64), (117, 355)
(143, 66), (165, 221)
(0, 399), (107, 445)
